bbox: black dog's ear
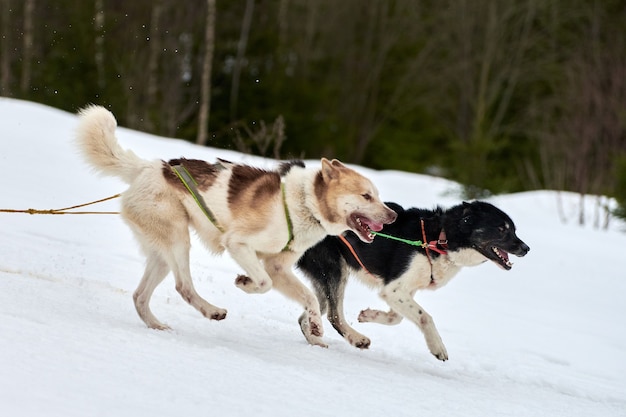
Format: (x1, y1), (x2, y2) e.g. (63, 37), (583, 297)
(460, 202), (474, 230)
(461, 202), (473, 218)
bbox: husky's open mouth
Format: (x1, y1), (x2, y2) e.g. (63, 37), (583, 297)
(348, 213), (384, 243)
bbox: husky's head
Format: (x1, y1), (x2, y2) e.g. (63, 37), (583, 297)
(315, 158), (397, 243)
(459, 201), (530, 270)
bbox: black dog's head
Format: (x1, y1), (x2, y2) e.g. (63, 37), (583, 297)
(457, 201), (530, 270)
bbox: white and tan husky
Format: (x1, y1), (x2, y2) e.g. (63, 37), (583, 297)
(75, 105), (396, 346)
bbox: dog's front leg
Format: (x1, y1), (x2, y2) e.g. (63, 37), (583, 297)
(379, 285), (448, 361)
(358, 289), (416, 325)
(263, 254), (327, 348)
(358, 308), (403, 325)
(226, 241), (273, 294)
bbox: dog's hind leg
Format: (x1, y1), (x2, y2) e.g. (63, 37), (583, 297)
(123, 188), (226, 324)
(379, 283), (448, 361)
(297, 239), (370, 348)
(167, 239), (228, 321)
(133, 250), (172, 330)
(325, 273), (371, 349)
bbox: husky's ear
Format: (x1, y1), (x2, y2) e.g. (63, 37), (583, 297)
(321, 158), (345, 181)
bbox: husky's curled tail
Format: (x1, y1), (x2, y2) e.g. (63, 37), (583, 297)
(75, 105), (148, 184)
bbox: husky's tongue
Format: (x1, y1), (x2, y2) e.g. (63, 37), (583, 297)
(362, 218), (384, 232)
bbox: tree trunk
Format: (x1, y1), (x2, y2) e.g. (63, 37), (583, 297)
(278, 0), (289, 49)
(0, 0), (11, 96)
(146, 0), (163, 127)
(196, 0), (216, 145)
(20, 0), (34, 94)
(230, 0), (254, 122)
(578, 193), (585, 226)
(94, 0), (105, 90)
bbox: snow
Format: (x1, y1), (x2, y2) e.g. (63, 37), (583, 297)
(1, 97), (625, 417)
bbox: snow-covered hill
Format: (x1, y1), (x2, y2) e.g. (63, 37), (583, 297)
(1, 98), (624, 417)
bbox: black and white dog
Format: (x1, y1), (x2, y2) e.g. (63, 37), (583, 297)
(297, 201), (530, 360)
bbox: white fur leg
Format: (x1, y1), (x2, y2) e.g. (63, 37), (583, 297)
(379, 286), (448, 361)
(298, 312), (328, 348)
(168, 242), (227, 321)
(133, 251), (172, 330)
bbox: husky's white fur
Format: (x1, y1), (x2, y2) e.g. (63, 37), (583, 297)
(75, 105), (396, 346)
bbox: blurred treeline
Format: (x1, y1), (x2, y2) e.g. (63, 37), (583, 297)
(1, 0), (626, 209)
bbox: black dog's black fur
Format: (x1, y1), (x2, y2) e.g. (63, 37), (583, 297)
(297, 200), (529, 358)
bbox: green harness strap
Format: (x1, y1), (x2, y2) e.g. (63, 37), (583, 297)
(171, 164), (294, 252)
(280, 180), (294, 251)
(369, 231), (423, 247)
(171, 164), (225, 233)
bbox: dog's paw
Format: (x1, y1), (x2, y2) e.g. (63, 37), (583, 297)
(304, 333), (328, 348)
(358, 308), (402, 325)
(426, 337), (448, 361)
(358, 308), (391, 323)
(298, 312), (328, 348)
(309, 316), (324, 337)
(349, 334), (371, 349)
(147, 322), (172, 331)
(235, 274), (272, 294)
(200, 306), (227, 321)
(358, 308), (377, 323)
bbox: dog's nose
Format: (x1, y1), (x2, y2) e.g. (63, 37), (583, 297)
(386, 208), (398, 224)
(518, 242), (530, 256)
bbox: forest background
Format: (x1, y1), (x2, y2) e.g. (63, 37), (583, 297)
(1, 0), (625, 222)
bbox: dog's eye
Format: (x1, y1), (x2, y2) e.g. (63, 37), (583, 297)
(362, 193), (372, 201)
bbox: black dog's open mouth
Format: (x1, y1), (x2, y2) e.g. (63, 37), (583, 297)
(348, 214), (383, 243)
(491, 246), (513, 270)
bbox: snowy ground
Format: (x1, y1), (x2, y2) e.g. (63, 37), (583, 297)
(1, 98), (625, 417)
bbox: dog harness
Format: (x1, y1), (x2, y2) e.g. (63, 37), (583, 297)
(420, 219), (448, 283)
(171, 163), (294, 252)
(172, 164), (225, 233)
(339, 219), (448, 282)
